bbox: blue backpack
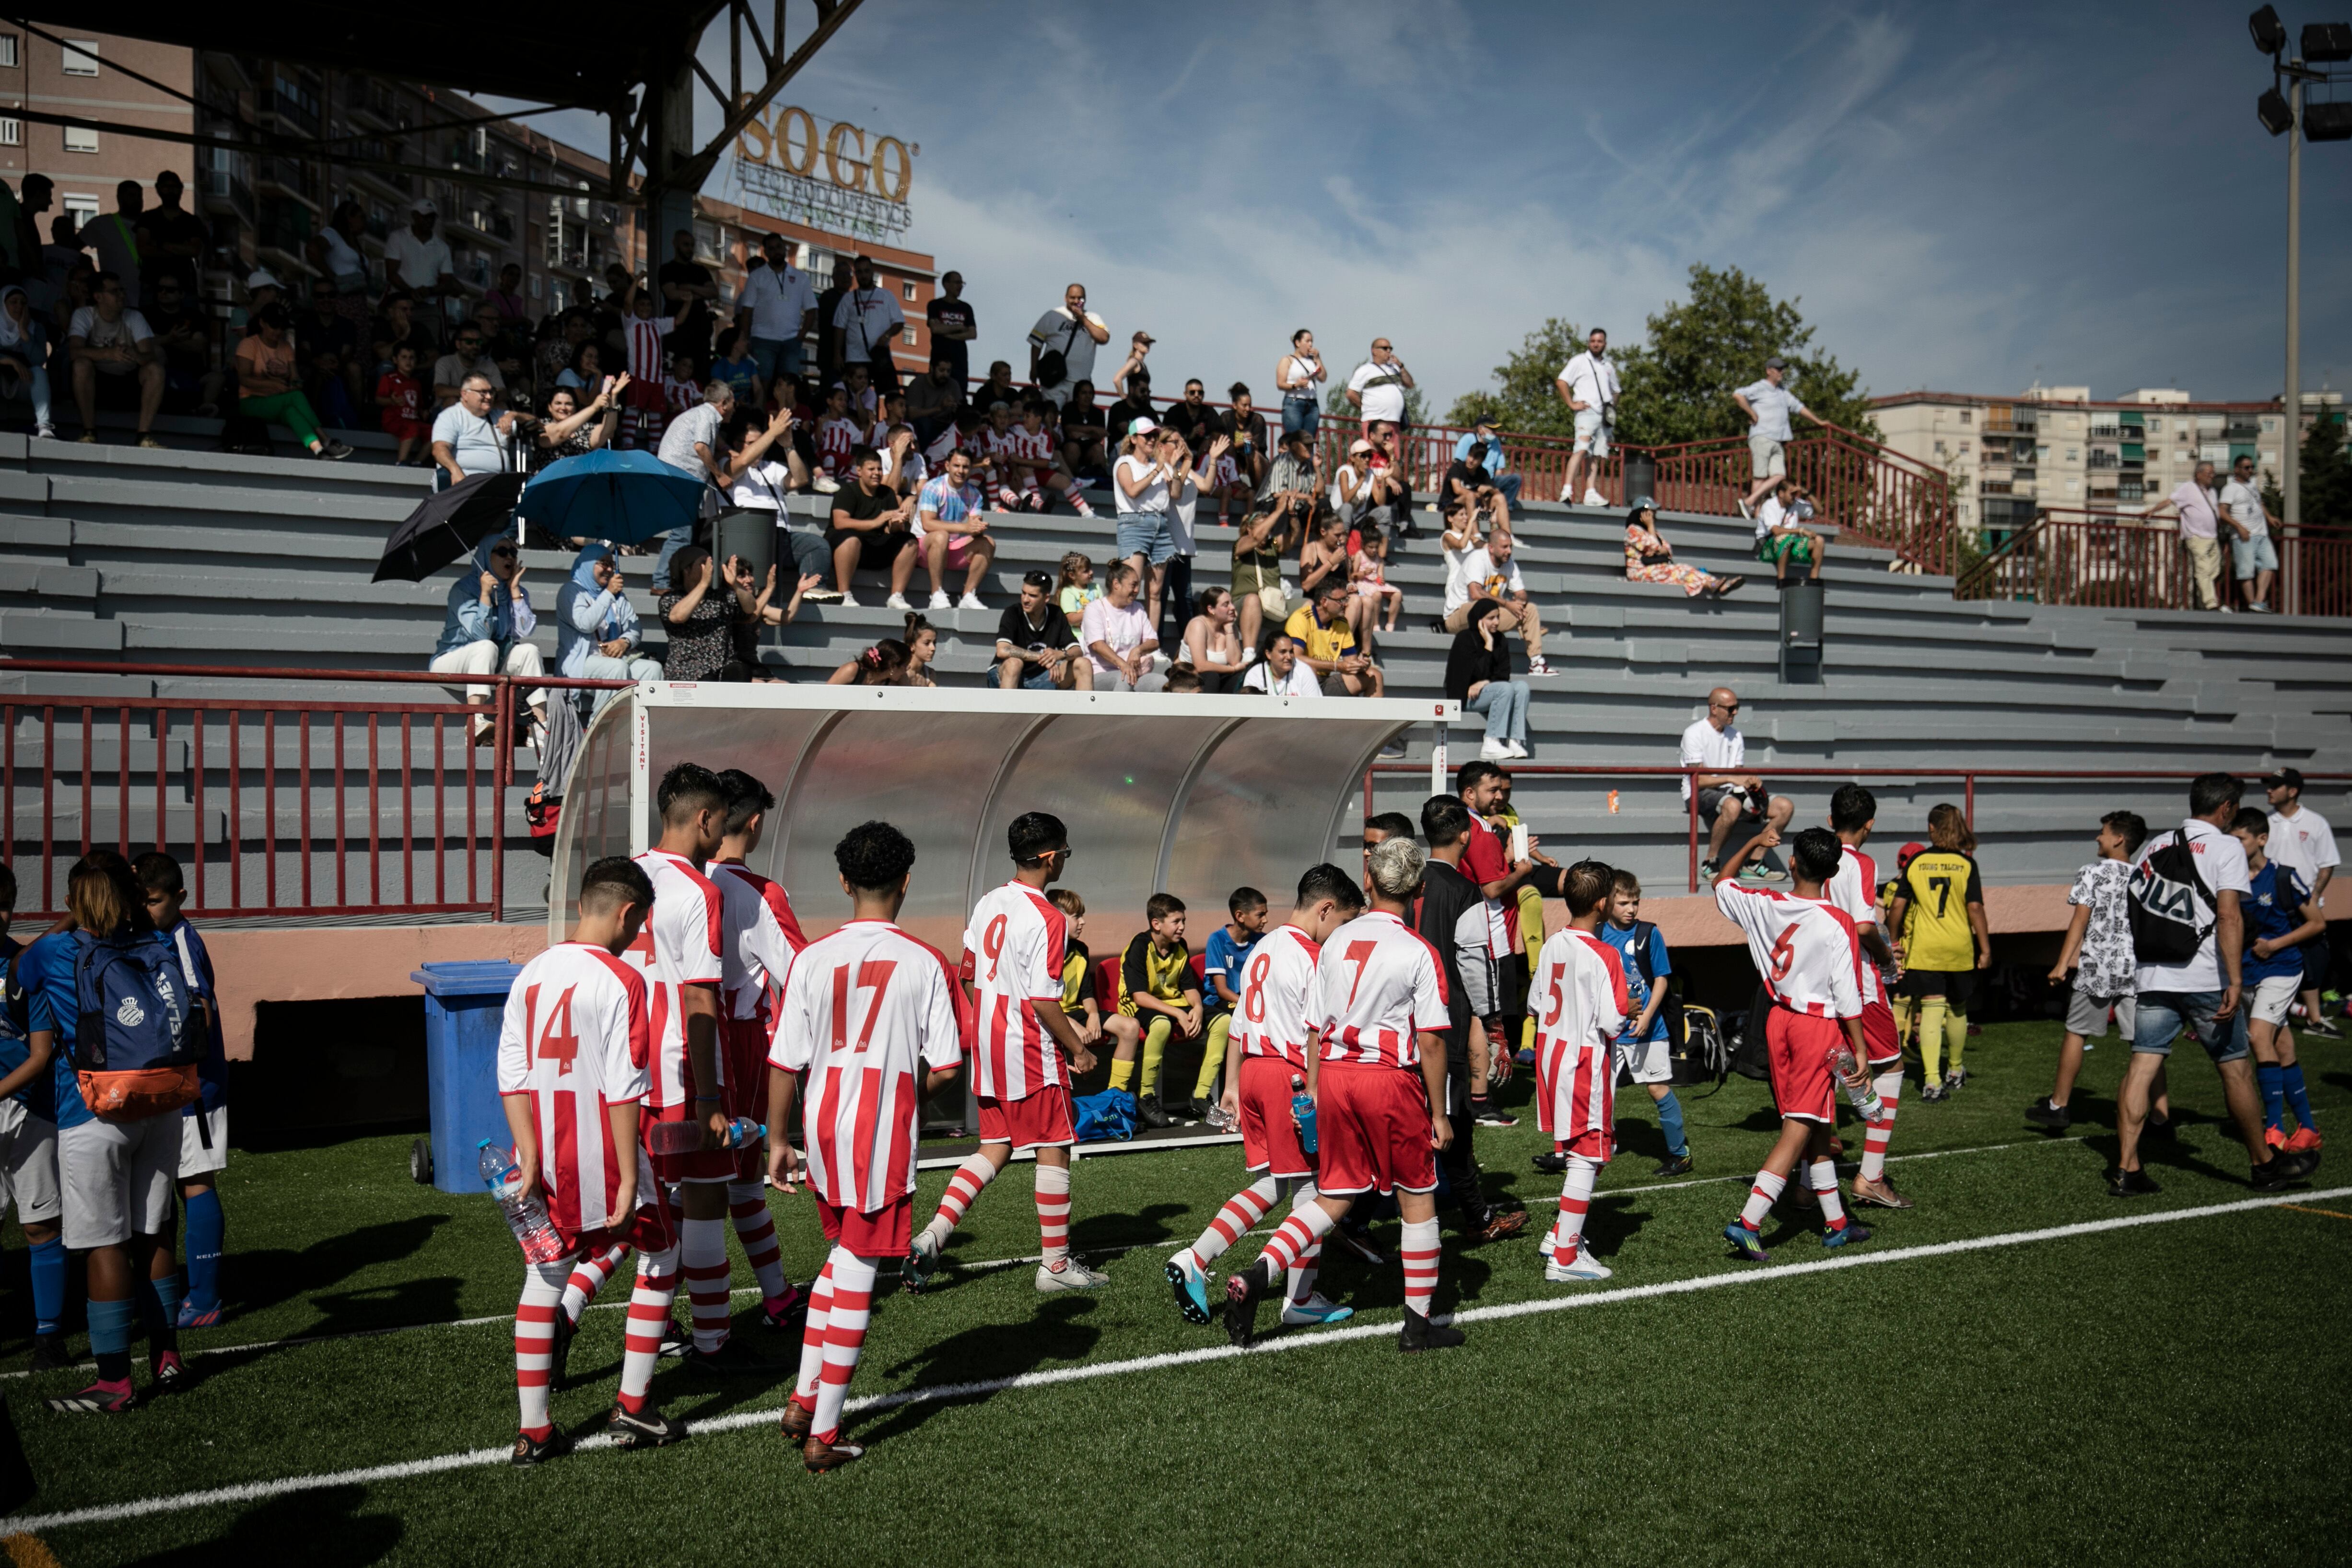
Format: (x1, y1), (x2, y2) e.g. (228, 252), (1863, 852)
(1071, 1088), (1136, 1143)
(68, 930), (202, 1120)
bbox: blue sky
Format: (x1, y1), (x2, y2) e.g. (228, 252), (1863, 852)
(521, 0), (2352, 413)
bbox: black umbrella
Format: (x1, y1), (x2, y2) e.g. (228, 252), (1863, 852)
(371, 472), (527, 583)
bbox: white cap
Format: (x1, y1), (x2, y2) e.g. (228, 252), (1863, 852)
(1127, 417), (1159, 436)
(411, 198), (437, 216)
(246, 269), (281, 292)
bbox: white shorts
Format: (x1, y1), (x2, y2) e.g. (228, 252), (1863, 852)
(1749, 433), (1786, 479)
(1573, 409), (1611, 458)
(58, 1113), (180, 1251)
(179, 1105), (229, 1177)
(1614, 1034), (1673, 1086)
(2251, 972), (2302, 1027)
(0, 1100), (61, 1226)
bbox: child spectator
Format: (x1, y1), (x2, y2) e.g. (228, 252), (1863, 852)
(1055, 551), (1101, 630)
(1049, 889), (1104, 1053)
(1107, 893), (1203, 1128)
(1597, 870), (1693, 1174)
(2029, 811), (2146, 1131)
(618, 282), (682, 448)
(661, 350), (700, 424)
(1887, 804), (1990, 1102)
(1352, 545), (1403, 633)
(2230, 809), (2327, 1154)
(133, 853), (230, 1328)
(816, 382), (860, 481)
(1193, 888), (1270, 1120)
(377, 342), (429, 465)
(710, 326), (761, 409)
(0, 861), (68, 1369)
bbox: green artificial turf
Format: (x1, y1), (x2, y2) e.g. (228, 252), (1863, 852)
(6, 1020), (2349, 1566)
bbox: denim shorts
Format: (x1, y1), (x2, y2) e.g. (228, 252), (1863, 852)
(1282, 396), (1320, 436)
(1116, 512), (1176, 566)
(2231, 531), (2277, 578)
(2130, 988), (2249, 1064)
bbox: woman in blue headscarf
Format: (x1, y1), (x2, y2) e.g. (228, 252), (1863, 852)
(428, 533), (547, 742)
(558, 541), (660, 708)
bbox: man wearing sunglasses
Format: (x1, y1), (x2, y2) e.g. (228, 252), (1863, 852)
(433, 325), (507, 410)
(1681, 687), (1793, 883)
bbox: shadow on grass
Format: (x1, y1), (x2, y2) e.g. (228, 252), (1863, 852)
(229, 1215), (461, 1334)
(853, 1295), (1102, 1445)
(121, 1484), (402, 1567)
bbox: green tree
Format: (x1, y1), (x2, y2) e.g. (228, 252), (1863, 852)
(2292, 413), (2352, 532)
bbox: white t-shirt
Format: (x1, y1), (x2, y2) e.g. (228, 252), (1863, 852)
(1114, 452), (1169, 516)
(2133, 817), (2252, 995)
(1347, 359), (1410, 424)
(1079, 596), (1154, 675)
(2220, 478), (2268, 541)
(738, 263), (816, 342)
(383, 227), (455, 293)
(833, 286), (907, 363)
(1737, 379), (1808, 443)
(2268, 806), (2338, 912)
(67, 306), (153, 355)
(1677, 717), (1743, 801)
(1755, 494), (1786, 540)
(1447, 547), (1525, 616)
(1242, 658), (1320, 698)
(1028, 307), (1103, 389)
(730, 456), (793, 512)
(430, 403), (507, 476)
(1556, 351), (1620, 411)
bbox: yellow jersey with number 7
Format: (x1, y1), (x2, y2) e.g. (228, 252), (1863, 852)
(1901, 849), (1984, 972)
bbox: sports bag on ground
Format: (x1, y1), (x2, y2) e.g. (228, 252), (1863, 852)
(1071, 1088), (1136, 1142)
(69, 930), (202, 1119)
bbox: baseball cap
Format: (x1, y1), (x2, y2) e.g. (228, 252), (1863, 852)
(1133, 331), (1155, 345)
(2264, 767), (2305, 790)
(1632, 495), (1657, 511)
(1127, 417), (1158, 436)
(1348, 438), (1374, 455)
(1764, 355), (1787, 370)
(410, 198), (437, 216)
(1896, 842), (1926, 871)
(246, 269), (281, 292)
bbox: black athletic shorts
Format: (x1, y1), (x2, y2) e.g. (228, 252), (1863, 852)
(825, 525), (918, 571)
(1901, 967), (1978, 1010)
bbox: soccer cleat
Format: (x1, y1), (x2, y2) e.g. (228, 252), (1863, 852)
(1187, 1095), (1214, 1123)
(1652, 1152), (1695, 1177)
(781, 1397), (813, 1443)
(1222, 1263), (1271, 1346)
(1464, 1207), (1530, 1244)
(2250, 1158), (2305, 1192)
(1918, 1084), (1947, 1103)
(902, 1232), (943, 1294)
(2303, 1018), (2344, 1040)
(48, 1378), (136, 1415)
(1329, 1217), (1386, 1267)
(150, 1350), (191, 1395)
(2107, 1167), (2161, 1198)
(927, 589), (952, 610)
(1166, 1256), (1213, 1326)
(1280, 1293), (1355, 1327)
(1848, 1174), (1913, 1210)
(1473, 1105), (1519, 1127)
(176, 1298), (223, 1330)
(510, 1428), (572, 1467)
(1515, 1046), (1536, 1066)
(2278, 1147), (2321, 1179)
(759, 1287), (807, 1334)
(1821, 1221), (1873, 1249)
(657, 1315), (691, 1357)
(803, 1435), (866, 1473)
(610, 1402), (690, 1449)
(683, 1337), (767, 1377)
(1398, 1308), (1465, 1353)
(2264, 1125), (2288, 1150)
(1531, 1150), (1568, 1175)
(1724, 1222), (1772, 1263)
(30, 1333), (70, 1371)
(1136, 1093), (1172, 1130)
(1545, 1247), (1612, 1283)
(2285, 1127), (2324, 1154)
(1036, 1258), (1110, 1292)
(2024, 1098), (2071, 1131)
(1944, 1067), (1968, 1091)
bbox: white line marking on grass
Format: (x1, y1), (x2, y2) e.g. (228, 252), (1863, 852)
(18, 1184), (2347, 1536)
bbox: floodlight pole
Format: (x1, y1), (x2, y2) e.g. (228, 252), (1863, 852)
(2284, 63), (2303, 534)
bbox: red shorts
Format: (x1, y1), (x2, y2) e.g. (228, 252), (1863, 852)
(815, 1194), (913, 1257)
(1238, 1055), (1313, 1177)
(381, 413), (428, 442)
(647, 1104), (739, 1185)
(1314, 1063), (1437, 1196)
(557, 1177), (676, 1257)
(1535, 1035), (1615, 1161)
(1859, 995), (1900, 1067)
(976, 1087), (1074, 1152)
(722, 1016), (770, 1124)
(1766, 1006), (1841, 1125)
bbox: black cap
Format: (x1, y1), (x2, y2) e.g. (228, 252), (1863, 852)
(2264, 767), (2305, 791)
(1764, 355), (1787, 370)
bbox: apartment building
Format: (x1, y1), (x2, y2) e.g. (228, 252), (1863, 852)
(0, 28), (195, 235)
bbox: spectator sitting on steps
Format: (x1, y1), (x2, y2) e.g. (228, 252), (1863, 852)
(1442, 527), (1551, 677)
(1448, 598), (1531, 761)
(826, 445), (921, 608)
(1682, 686), (1794, 883)
(1753, 480), (1824, 585)
(67, 271), (164, 448)
(235, 305), (354, 461)
(430, 534), (548, 746)
(1625, 497), (1741, 598)
(431, 373), (522, 487)
(1285, 577), (1386, 698)
(557, 544), (662, 703)
(997, 569), (1094, 691)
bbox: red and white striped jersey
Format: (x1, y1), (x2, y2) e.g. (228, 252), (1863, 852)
(768, 920), (965, 1211)
(662, 375), (699, 417)
(497, 942), (652, 1234)
(623, 313), (673, 382)
(1310, 910), (1450, 1071)
(1530, 929), (1627, 1141)
(1231, 923), (1323, 1069)
(1014, 424), (1058, 491)
(983, 425), (1033, 494)
(711, 860), (807, 1026)
(1714, 880), (1864, 1019)
(1825, 844), (1883, 1006)
(962, 880), (1066, 1100)
(818, 416), (860, 476)
(624, 849), (726, 1110)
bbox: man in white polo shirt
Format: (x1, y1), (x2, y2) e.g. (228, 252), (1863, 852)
(2265, 767), (2342, 1039)
(1345, 337), (1415, 443)
(1734, 357), (1825, 517)
(1555, 327), (1619, 506)
(1679, 687), (1793, 883)
(735, 232), (818, 384)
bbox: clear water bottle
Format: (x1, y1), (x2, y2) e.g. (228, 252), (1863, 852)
(478, 1140), (568, 1264)
(1828, 1045), (1884, 1121)
(647, 1116), (764, 1156)
(1291, 1074), (1318, 1155)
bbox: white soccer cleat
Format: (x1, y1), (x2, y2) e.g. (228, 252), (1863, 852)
(1280, 1292), (1355, 1327)
(958, 593), (987, 610)
(1036, 1258), (1110, 1292)
(1545, 1246), (1611, 1283)
(926, 589), (952, 610)
(885, 592), (913, 612)
(1537, 1232), (1556, 1258)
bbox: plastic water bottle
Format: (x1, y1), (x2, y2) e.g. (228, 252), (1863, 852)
(646, 1116), (764, 1156)
(478, 1141), (568, 1264)
(1291, 1074), (1318, 1155)
(1828, 1045), (1884, 1121)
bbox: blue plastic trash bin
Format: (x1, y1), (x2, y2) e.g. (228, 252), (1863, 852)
(412, 960), (525, 1194)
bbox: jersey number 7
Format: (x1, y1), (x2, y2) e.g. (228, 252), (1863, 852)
(1928, 876), (1952, 918)
(830, 960), (898, 1053)
(1341, 940), (1379, 1007)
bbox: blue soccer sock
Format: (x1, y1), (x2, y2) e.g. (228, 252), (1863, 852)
(183, 1188), (225, 1311)
(88, 1297), (137, 1383)
(2258, 1063), (2285, 1133)
(141, 1269), (185, 1357)
(29, 1236), (66, 1336)
(2282, 1064), (2318, 1134)
(1656, 1088), (1689, 1158)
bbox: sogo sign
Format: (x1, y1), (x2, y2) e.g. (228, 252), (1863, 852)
(736, 104), (917, 202)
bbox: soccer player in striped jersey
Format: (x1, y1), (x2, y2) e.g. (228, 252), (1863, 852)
(1715, 826), (1874, 1262)
(710, 770), (809, 1331)
(1825, 784), (1910, 1209)
(1530, 861), (1628, 1282)
(905, 812), (1108, 1294)
(816, 383), (860, 480)
(1166, 865), (1364, 1329)
(498, 856), (683, 1464)
(768, 820), (965, 1472)
(1017, 397), (1097, 516)
(1224, 836), (1464, 1352)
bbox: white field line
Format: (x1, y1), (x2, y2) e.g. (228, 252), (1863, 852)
(16, 1183), (2347, 1536)
(0, 1133), (2088, 1382)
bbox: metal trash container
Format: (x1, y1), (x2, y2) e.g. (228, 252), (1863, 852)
(1779, 579), (1824, 684)
(1621, 449), (1658, 509)
(411, 960), (524, 1194)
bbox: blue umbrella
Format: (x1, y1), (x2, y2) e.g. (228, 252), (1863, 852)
(519, 449), (708, 546)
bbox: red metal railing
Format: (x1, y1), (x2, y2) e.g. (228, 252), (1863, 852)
(1, 661), (628, 922)
(1363, 762), (2352, 895)
(1959, 507), (2352, 617)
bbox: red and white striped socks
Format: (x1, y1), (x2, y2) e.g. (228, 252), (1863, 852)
(1176, 1176), (1278, 1275)
(1257, 1200), (1335, 1278)
(514, 1261), (568, 1440)
(680, 1216), (732, 1354)
(560, 1239), (632, 1326)
(811, 1248), (878, 1446)
(1035, 1163), (1072, 1269)
(1550, 1154), (1603, 1259)
(1740, 1169), (1786, 1230)
(1400, 1218), (1440, 1317)
(1860, 1070), (1902, 1182)
(1284, 1183), (1326, 1305)
(919, 1153), (998, 1253)
(793, 1259), (836, 1415)
(1809, 1158), (1848, 1232)
(620, 1243), (679, 1414)
(727, 1181), (791, 1307)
